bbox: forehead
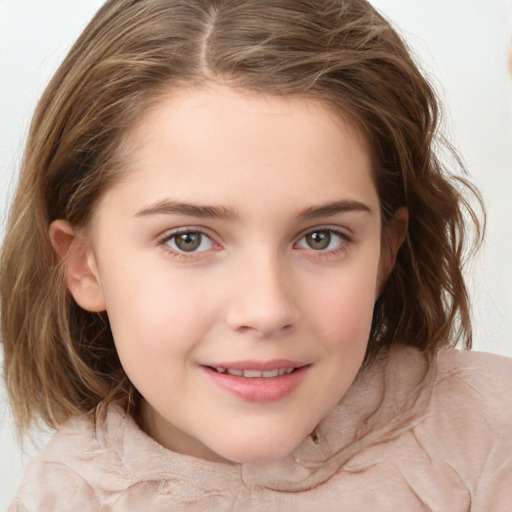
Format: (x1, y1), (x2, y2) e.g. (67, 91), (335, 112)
(95, 85), (379, 221)
(124, 85), (370, 160)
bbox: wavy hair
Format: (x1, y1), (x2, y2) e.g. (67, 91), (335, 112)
(1, 0), (483, 433)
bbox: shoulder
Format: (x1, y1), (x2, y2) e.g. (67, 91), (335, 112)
(9, 405), (145, 511)
(416, 348), (512, 508)
(436, 347), (512, 382)
(9, 413), (101, 511)
(356, 346), (512, 508)
(432, 348), (512, 426)
(384, 345), (512, 419)
(428, 348), (512, 452)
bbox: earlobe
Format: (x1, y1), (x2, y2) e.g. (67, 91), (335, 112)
(49, 220), (106, 312)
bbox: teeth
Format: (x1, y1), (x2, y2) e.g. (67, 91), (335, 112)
(215, 367), (295, 378)
(243, 369), (263, 378)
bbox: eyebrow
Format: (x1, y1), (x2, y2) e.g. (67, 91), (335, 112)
(135, 198), (372, 221)
(135, 200), (239, 221)
(298, 200), (373, 220)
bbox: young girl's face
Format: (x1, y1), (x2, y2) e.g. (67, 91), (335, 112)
(60, 86), (396, 464)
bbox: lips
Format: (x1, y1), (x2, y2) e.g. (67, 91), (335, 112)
(201, 360), (310, 402)
(212, 367), (295, 378)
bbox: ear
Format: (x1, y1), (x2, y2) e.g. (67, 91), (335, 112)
(377, 207), (409, 296)
(49, 220), (106, 312)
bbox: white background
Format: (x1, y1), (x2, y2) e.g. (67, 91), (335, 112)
(1, 0), (511, 508)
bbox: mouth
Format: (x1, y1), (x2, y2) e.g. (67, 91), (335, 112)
(201, 361), (310, 402)
(209, 366), (297, 378)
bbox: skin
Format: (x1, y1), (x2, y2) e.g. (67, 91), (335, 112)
(51, 86), (406, 464)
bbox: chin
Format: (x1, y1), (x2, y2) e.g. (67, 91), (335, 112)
(213, 431), (305, 465)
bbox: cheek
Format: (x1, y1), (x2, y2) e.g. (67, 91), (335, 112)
(100, 263), (220, 362)
(308, 262), (379, 349)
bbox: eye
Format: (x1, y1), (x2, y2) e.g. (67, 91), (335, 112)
(296, 229), (346, 251)
(163, 230), (215, 253)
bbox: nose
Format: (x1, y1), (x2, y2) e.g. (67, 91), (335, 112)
(225, 252), (301, 338)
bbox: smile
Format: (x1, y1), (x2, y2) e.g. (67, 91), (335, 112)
(212, 367), (295, 378)
(202, 362), (310, 402)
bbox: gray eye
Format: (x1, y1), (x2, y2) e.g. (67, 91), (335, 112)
(167, 232), (214, 253)
(297, 229), (345, 251)
(305, 231), (331, 250)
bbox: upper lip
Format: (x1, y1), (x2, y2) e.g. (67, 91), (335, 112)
(201, 359), (308, 371)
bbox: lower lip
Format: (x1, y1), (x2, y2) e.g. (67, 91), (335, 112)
(202, 366), (309, 402)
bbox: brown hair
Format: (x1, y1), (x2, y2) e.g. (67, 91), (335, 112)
(1, 0), (483, 433)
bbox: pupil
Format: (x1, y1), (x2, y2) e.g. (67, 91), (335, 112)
(176, 232), (201, 252)
(307, 231), (331, 250)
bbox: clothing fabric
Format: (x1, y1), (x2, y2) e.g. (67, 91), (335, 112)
(9, 346), (512, 511)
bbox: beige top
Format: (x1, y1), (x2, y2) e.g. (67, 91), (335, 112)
(9, 346), (512, 511)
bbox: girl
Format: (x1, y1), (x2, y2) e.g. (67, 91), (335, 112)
(2, 0), (511, 510)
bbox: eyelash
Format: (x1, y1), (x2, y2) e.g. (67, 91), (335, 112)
(295, 227), (351, 258)
(157, 226), (351, 260)
(157, 228), (218, 263)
